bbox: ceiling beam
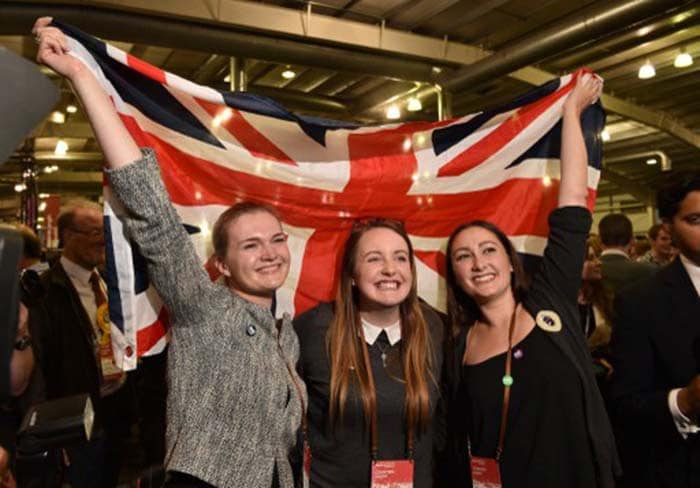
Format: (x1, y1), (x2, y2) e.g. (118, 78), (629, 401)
(2, 0), (698, 150)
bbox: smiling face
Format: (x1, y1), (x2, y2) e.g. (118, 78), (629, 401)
(450, 225), (514, 305)
(352, 227), (412, 319)
(214, 210), (290, 307)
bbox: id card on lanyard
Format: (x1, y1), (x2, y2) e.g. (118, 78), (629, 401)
(361, 326), (415, 488)
(371, 459), (414, 487)
(467, 307), (518, 488)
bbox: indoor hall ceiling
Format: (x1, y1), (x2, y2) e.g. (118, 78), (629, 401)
(0, 0), (699, 221)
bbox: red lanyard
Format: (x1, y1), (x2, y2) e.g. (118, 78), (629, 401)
(359, 327), (414, 461)
(467, 306), (518, 462)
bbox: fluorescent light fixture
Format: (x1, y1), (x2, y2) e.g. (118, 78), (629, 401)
(39, 193), (50, 199)
(54, 140), (68, 156)
(39, 201), (47, 212)
(14, 183), (26, 192)
(407, 97), (422, 112)
(386, 104), (401, 120)
(281, 69), (296, 80)
(49, 111), (65, 124)
(601, 129), (611, 142)
(646, 158), (658, 165)
(674, 50), (693, 68)
(66, 104), (78, 114)
(638, 60), (656, 79)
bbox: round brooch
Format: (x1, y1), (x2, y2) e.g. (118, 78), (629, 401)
(535, 310), (562, 333)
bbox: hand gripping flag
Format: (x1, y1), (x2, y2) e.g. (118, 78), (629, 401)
(52, 21), (605, 370)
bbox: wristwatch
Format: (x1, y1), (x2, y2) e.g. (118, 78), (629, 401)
(14, 335), (32, 351)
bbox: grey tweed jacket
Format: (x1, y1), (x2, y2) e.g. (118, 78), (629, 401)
(107, 149), (306, 488)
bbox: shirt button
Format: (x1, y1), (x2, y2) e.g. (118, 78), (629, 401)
(246, 325), (257, 337)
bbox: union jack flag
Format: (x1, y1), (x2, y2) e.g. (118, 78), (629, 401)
(53, 21), (605, 370)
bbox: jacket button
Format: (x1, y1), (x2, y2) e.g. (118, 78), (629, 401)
(246, 325), (257, 337)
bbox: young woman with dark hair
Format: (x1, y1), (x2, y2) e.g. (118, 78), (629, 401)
(294, 218), (443, 487)
(443, 73), (621, 488)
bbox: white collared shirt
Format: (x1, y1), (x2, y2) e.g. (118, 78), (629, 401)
(600, 248), (630, 259)
(60, 255), (101, 334)
(361, 317), (401, 346)
(668, 254), (700, 439)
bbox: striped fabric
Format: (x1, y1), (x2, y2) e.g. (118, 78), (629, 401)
(53, 20), (605, 370)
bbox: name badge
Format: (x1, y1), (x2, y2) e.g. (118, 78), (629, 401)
(470, 456), (502, 488)
(302, 441), (311, 488)
(371, 459), (413, 488)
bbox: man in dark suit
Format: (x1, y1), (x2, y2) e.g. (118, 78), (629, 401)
(598, 213), (655, 295)
(611, 171), (700, 488)
(30, 199), (133, 488)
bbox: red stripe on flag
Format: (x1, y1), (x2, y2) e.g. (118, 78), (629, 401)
(136, 310), (169, 356)
(437, 77), (576, 178)
(415, 250), (446, 277)
(195, 98), (297, 165)
(126, 54), (166, 84)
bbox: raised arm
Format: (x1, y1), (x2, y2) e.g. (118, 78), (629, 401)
(33, 17), (141, 168)
(559, 73), (603, 208)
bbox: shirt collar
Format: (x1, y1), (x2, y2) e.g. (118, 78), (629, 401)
(361, 317), (401, 346)
(679, 254), (700, 298)
(60, 255), (95, 286)
(601, 248), (629, 259)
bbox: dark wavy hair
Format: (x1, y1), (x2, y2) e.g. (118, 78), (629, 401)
(445, 220), (530, 339)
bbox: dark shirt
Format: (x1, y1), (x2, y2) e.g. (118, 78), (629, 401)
(294, 303), (444, 488)
(446, 206), (620, 488)
(463, 326), (596, 487)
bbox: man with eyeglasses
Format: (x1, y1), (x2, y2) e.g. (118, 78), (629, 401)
(28, 198), (132, 488)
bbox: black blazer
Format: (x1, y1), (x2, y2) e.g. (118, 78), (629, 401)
(611, 258), (700, 487)
(29, 262), (103, 411)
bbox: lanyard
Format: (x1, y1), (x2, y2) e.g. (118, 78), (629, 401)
(467, 306), (518, 462)
(360, 327), (413, 461)
(495, 307), (517, 461)
(359, 327), (414, 461)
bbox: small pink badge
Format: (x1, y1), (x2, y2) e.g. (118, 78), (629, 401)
(470, 456), (502, 488)
(371, 459), (414, 488)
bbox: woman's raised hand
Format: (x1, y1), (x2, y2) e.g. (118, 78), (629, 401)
(564, 72), (603, 117)
(32, 17), (84, 80)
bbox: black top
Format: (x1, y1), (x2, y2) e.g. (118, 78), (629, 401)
(294, 303), (444, 488)
(463, 326), (596, 487)
(443, 206), (620, 488)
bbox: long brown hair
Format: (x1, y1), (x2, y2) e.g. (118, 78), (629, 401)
(328, 218), (434, 434)
(445, 220), (530, 339)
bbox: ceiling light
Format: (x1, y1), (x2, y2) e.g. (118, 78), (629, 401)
(281, 68), (296, 80)
(646, 158), (658, 165)
(38, 201), (47, 212)
(224, 74), (231, 82)
(638, 60), (656, 79)
(407, 97), (422, 112)
(66, 104), (78, 114)
(386, 104), (401, 120)
(49, 111), (66, 124)
(43, 166), (53, 174)
(601, 129), (611, 142)
(674, 50), (693, 68)
(14, 183), (26, 193)
(54, 140), (68, 156)
(39, 193), (50, 199)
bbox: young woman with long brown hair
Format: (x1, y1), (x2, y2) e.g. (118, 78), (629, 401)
(443, 73), (621, 488)
(294, 218), (443, 487)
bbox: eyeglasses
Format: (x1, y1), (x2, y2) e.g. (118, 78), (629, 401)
(68, 226), (103, 237)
